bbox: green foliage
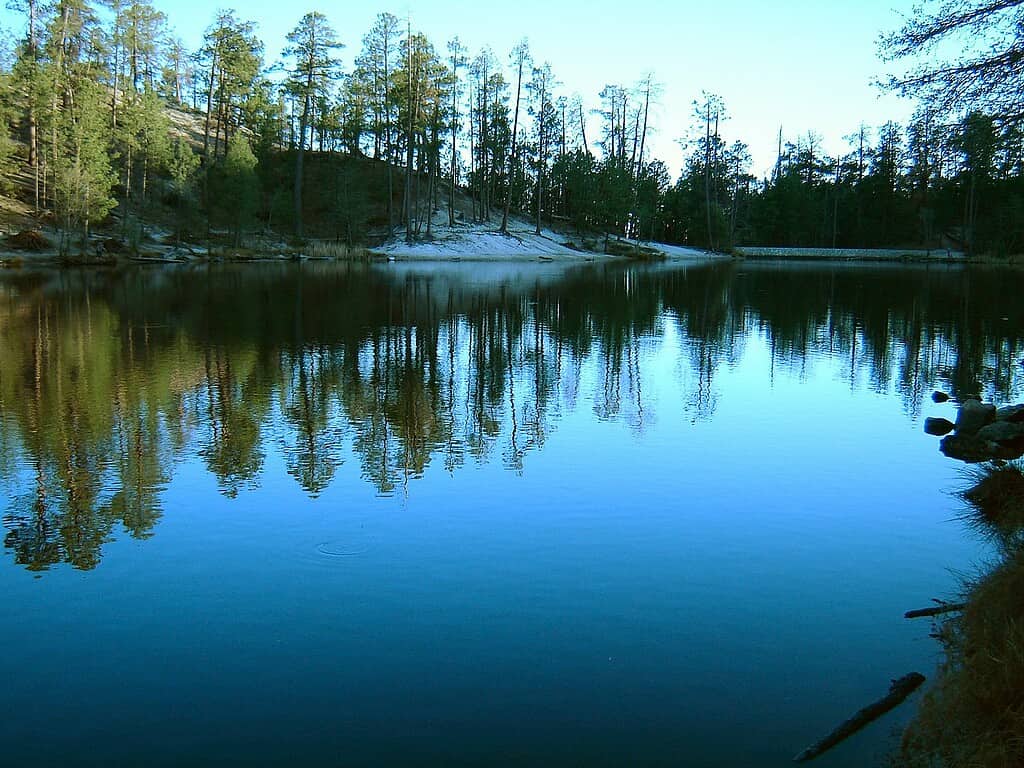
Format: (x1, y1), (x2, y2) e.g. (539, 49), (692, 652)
(118, 89), (173, 203)
(0, 65), (17, 193)
(208, 133), (258, 244)
(0, 127), (17, 194)
(200, 11), (264, 158)
(284, 12), (344, 107)
(327, 162), (369, 246)
(52, 78), (118, 243)
(166, 137), (199, 239)
(168, 135), (199, 188)
(1, 0), (1022, 255)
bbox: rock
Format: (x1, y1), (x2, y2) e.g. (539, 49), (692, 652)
(977, 421), (1024, 443)
(941, 433), (1024, 463)
(932, 391), (951, 404)
(924, 417), (956, 436)
(955, 399), (997, 435)
(941, 434), (1000, 463)
(996, 404), (1024, 423)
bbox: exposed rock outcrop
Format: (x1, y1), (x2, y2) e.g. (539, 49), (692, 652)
(930, 399), (1024, 463)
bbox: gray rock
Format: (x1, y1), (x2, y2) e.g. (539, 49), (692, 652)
(924, 417), (956, 436)
(977, 421), (1024, 443)
(996, 404), (1024, 423)
(955, 399), (997, 435)
(931, 391), (951, 404)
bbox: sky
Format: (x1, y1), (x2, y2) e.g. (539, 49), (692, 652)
(0, 0), (919, 178)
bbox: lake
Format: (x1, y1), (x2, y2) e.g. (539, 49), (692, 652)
(0, 260), (1020, 767)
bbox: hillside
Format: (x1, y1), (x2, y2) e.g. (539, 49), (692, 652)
(0, 104), (717, 265)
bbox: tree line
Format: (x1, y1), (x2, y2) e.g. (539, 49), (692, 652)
(0, 0), (1021, 253)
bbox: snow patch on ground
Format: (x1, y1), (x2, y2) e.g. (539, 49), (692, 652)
(378, 217), (728, 262)
(639, 242), (726, 261)
(377, 222), (595, 261)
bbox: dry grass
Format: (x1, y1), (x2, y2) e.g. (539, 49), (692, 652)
(305, 240), (370, 260)
(5, 229), (51, 251)
(896, 462), (1024, 768)
(960, 463), (1024, 551)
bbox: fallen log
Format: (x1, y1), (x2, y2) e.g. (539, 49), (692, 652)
(905, 602), (966, 619)
(793, 673), (926, 762)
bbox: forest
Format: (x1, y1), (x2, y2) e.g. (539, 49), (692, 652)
(0, 0), (1022, 255)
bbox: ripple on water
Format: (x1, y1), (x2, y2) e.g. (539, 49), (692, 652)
(315, 540), (372, 558)
(298, 518), (379, 565)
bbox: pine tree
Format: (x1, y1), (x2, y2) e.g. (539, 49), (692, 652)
(52, 77), (118, 250)
(200, 12), (262, 160)
(284, 11), (343, 239)
(445, 37), (466, 227)
(167, 136), (199, 240)
(528, 62), (557, 235)
(209, 133), (258, 246)
(0, 119), (17, 195)
(500, 39), (529, 234)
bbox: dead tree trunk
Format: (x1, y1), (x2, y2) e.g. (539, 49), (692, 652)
(793, 673), (926, 763)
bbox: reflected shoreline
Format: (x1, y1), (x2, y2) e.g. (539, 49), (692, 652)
(1, 261), (1021, 572)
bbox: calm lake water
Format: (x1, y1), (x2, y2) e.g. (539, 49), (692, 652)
(0, 260), (1021, 767)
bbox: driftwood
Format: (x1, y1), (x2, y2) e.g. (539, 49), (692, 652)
(905, 602), (966, 619)
(793, 673), (926, 762)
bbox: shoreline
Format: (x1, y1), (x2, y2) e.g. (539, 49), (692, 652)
(4, 225), (1021, 268)
(734, 246), (969, 263)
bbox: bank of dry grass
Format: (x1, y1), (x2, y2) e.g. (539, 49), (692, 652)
(896, 463), (1024, 768)
(961, 464), (1024, 546)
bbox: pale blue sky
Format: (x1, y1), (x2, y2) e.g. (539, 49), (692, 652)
(1, 0), (918, 177)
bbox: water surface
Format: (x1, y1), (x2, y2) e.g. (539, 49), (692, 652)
(1, 260), (1020, 767)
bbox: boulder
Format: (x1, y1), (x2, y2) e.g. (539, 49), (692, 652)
(977, 421), (1024, 443)
(941, 434), (998, 463)
(941, 433), (1024, 463)
(931, 391), (951, 404)
(924, 417), (956, 437)
(955, 399), (997, 435)
(996, 404), (1024, 423)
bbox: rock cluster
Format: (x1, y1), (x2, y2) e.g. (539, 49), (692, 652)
(929, 392), (1024, 463)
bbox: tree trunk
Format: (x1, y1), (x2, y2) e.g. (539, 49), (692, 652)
(295, 89), (310, 238)
(469, 81), (476, 221)
(535, 80), (545, 237)
(384, 35), (394, 235)
(111, 32), (121, 129)
(579, 102), (589, 155)
(637, 82), (650, 179)
(27, 1), (39, 211)
(704, 102), (714, 251)
(404, 22), (414, 243)
(426, 100), (439, 239)
(501, 53), (524, 235)
(479, 72), (489, 221)
(203, 51), (218, 158)
(449, 53), (459, 227)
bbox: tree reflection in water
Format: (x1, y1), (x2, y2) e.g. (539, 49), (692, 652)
(0, 261), (1020, 571)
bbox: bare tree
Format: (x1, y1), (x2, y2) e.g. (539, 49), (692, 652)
(882, 0), (1024, 122)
